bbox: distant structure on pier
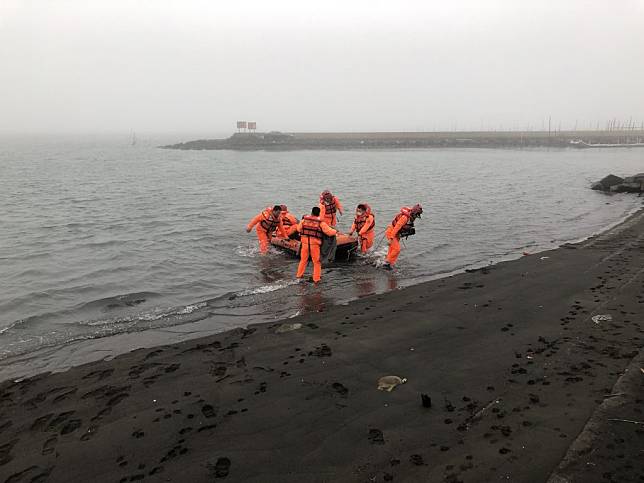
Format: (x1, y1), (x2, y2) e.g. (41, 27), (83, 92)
(236, 121), (257, 133)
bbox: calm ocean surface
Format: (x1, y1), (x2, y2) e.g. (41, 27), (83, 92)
(1, 135), (642, 366)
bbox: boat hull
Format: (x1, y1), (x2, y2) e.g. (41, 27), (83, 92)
(270, 233), (359, 262)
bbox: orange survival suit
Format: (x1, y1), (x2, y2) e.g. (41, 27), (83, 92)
(319, 191), (343, 226)
(385, 205), (421, 266)
(279, 205), (298, 233)
(246, 207), (288, 254)
(350, 204), (376, 253)
(288, 215), (337, 282)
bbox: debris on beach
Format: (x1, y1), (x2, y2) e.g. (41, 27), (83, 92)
(377, 376), (407, 392)
(275, 322), (303, 333)
(591, 314), (612, 324)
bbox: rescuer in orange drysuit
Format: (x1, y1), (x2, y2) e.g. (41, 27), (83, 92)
(246, 205), (288, 254)
(383, 204), (423, 269)
(287, 206), (337, 283)
(319, 190), (343, 226)
(279, 204), (298, 234)
(349, 203), (376, 253)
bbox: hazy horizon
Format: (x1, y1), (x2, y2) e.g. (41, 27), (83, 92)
(2, 0), (644, 135)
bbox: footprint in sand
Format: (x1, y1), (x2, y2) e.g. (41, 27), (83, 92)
(91, 407), (111, 422)
(47, 411), (75, 432)
(42, 436), (57, 455)
(128, 363), (161, 379)
(52, 388), (77, 404)
(368, 429), (385, 445)
(0, 421), (12, 436)
(409, 454), (425, 465)
(80, 426), (98, 441)
(209, 457), (231, 478)
(312, 344), (332, 357)
(144, 349), (163, 360)
(331, 383), (349, 397)
(107, 393), (129, 407)
(5, 466), (52, 482)
(82, 368), (114, 381)
(30, 413), (53, 432)
(148, 465), (164, 476)
(60, 419), (82, 435)
(201, 404), (217, 418)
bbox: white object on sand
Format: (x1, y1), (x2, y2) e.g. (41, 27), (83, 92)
(377, 376), (407, 392)
(275, 322), (303, 333)
(591, 314), (612, 324)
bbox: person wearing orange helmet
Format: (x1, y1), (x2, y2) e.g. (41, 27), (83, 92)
(349, 203), (376, 253)
(287, 206), (337, 283)
(246, 205), (288, 254)
(319, 190), (343, 226)
(279, 204), (298, 234)
(383, 203), (423, 269)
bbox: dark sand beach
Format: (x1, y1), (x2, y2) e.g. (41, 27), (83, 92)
(1, 211), (643, 483)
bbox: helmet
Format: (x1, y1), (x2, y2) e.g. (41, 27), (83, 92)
(411, 203), (423, 218)
(280, 204), (288, 212)
(320, 190), (333, 202)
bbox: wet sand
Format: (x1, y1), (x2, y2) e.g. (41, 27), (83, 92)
(1, 211), (643, 483)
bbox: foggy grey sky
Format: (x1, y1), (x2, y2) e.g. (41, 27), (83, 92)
(1, 0), (644, 135)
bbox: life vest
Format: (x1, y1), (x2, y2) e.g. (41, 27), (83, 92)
(354, 205), (375, 234)
(300, 215), (324, 240)
(392, 207), (415, 238)
(320, 195), (337, 216)
(259, 208), (280, 233)
(281, 212), (295, 228)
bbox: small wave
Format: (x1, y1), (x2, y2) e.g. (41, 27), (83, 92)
(563, 210), (593, 224)
(81, 301), (208, 327)
(0, 300), (214, 362)
(236, 245), (261, 257)
(0, 319), (24, 335)
(235, 244), (281, 258)
(78, 291), (161, 312)
(178, 302), (207, 314)
(511, 241), (538, 250)
(235, 279), (301, 297)
(373, 258), (391, 269)
(76, 239), (123, 249)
